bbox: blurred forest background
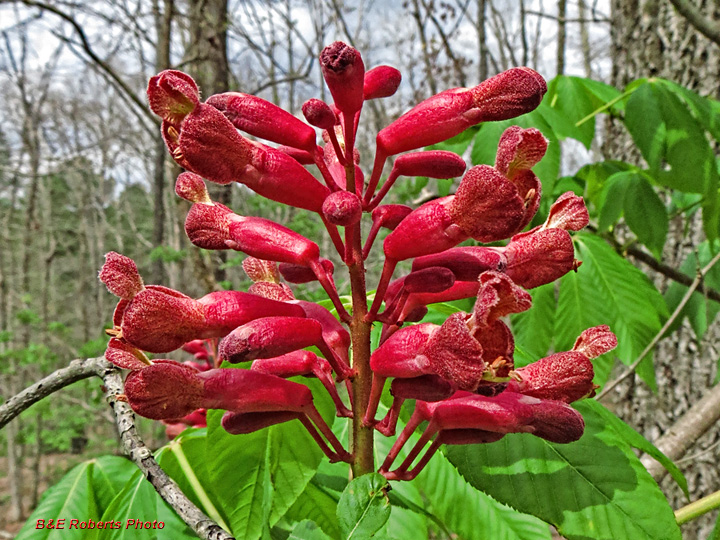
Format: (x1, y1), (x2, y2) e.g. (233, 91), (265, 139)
(0, 0), (719, 538)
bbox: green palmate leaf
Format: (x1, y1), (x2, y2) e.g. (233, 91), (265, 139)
(286, 478), (342, 539)
(337, 473), (391, 540)
(575, 77), (623, 110)
(584, 400), (688, 497)
(623, 174), (669, 257)
(156, 431), (232, 532)
(89, 456), (137, 511)
(657, 79), (720, 142)
(546, 76), (598, 148)
(446, 400), (682, 540)
(624, 83), (666, 171)
(511, 282), (556, 362)
(664, 240), (720, 341)
(16, 461), (99, 540)
(205, 405), (325, 540)
(414, 449), (551, 540)
(290, 520), (334, 540)
(597, 171), (632, 231)
(555, 234), (667, 390)
(575, 160), (633, 212)
(94, 470), (197, 540)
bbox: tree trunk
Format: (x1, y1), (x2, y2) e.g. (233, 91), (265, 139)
(186, 0), (231, 286)
(604, 2), (720, 538)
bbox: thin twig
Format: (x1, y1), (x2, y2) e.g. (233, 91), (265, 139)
(0, 358), (235, 540)
(0, 357), (107, 429)
(598, 250), (720, 400)
(101, 365), (236, 540)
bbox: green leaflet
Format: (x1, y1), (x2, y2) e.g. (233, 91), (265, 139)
(337, 473), (391, 540)
(204, 377), (333, 540)
(446, 400), (682, 540)
(16, 457), (137, 540)
(414, 450), (551, 540)
(554, 233), (667, 390)
(94, 470), (198, 540)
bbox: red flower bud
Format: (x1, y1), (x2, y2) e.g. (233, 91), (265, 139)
(411, 246), (507, 282)
(196, 290), (305, 337)
(279, 259), (335, 284)
(383, 197), (467, 261)
(178, 104), (254, 185)
(228, 218), (320, 266)
(363, 205), (413, 259)
(184, 201), (238, 250)
(494, 126), (548, 180)
(302, 98), (338, 130)
(398, 281), (481, 323)
(181, 340), (211, 362)
(99, 252), (145, 300)
(403, 267), (456, 294)
(363, 65), (402, 100)
(105, 338), (151, 370)
(370, 323), (436, 379)
(322, 190), (362, 226)
(219, 316), (323, 363)
(376, 68), (546, 156)
(175, 172), (211, 204)
(366, 151), (466, 208)
(207, 92), (317, 152)
(395, 151), (467, 179)
(320, 42), (365, 115)
(147, 70), (199, 125)
(221, 411), (303, 435)
(390, 374), (455, 402)
(295, 300), (351, 366)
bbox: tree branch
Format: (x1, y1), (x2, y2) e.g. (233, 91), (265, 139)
(0, 358), (235, 540)
(597, 250), (720, 400)
(667, 0), (720, 47)
(5, 0), (158, 128)
(100, 364), (235, 540)
(641, 383), (720, 482)
(0, 357), (107, 429)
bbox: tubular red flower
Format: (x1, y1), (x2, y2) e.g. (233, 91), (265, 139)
(507, 326), (616, 402)
(376, 68), (546, 156)
(450, 164), (539, 242)
(503, 228), (576, 289)
(207, 92), (317, 153)
(219, 316), (324, 363)
(147, 70), (199, 126)
(412, 246), (507, 282)
(320, 42), (365, 115)
(278, 259), (335, 284)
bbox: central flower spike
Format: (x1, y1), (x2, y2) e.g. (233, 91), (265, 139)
(104, 43), (618, 485)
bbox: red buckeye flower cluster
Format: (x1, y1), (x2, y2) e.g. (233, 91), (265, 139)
(99, 41), (617, 481)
